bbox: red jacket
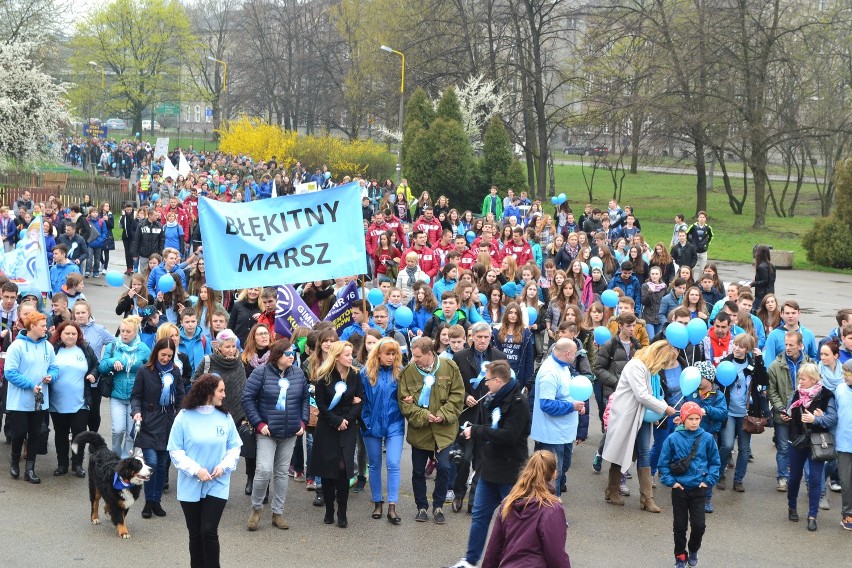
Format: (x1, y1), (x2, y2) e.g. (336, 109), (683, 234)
(384, 215), (408, 249)
(459, 249), (477, 270)
(433, 241), (456, 267)
(413, 216), (442, 246)
(365, 221), (392, 255)
(504, 240), (533, 267)
(401, 245), (439, 279)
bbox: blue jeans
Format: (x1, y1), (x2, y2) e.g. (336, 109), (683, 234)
(534, 441), (573, 496)
(364, 434), (403, 504)
(775, 422), (790, 481)
(646, 322), (661, 338)
(720, 416), (752, 483)
(650, 419), (676, 476)
(141, 448), (169, 503)
(411, 445), (450, 511)
(465, 479), (514, 564)
(635, 421), (652, 468)
(788, 445), (824, 518)
(110, 398), (134, 458)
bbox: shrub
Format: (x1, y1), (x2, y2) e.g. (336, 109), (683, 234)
(218, 117), (395, 180)
(802, 156), (852, 269)
(802, 216), (852, 269)
(481, 116), (512, 189)
(406, 117), (475, 211)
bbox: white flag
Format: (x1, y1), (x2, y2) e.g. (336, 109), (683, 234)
(162, 156), (180, 181)
(271, 179), (278, 198)
(178, 152), (191, 177)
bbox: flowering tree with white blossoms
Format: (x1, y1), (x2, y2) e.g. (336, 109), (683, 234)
(378, 74), (505, 151)
(0, 41), (70, 169)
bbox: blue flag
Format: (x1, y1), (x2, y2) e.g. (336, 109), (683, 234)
(323, 280), (360, 332)
(0, 217), (51, 294)
(198, 183), (367, 290)
(274, 285), (320, 337)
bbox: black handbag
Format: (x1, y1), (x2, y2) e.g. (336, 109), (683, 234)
(810, 431), (837, 462)
(34, 420), (50, 455)
(238, 420), (257, 459)
(99, 343), (116, 398)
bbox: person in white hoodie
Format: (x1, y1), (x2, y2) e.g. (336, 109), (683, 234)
(4, 311), (59, 484)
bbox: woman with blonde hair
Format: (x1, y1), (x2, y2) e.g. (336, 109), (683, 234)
(481, 451), (571, 568)
(99, 315), (152, 457)
(602, 341), (678, 512)
(312, 341), (364, 528)
(360, 338), (406, 524)
(500, 255), (518, 283)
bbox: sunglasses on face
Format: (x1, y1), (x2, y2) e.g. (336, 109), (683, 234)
(283, 350), (296, 357)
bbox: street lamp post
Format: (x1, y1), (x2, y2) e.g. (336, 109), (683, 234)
(88, 61), (105, 128)
(207, 56), (228, 130)
(380, 45), (405, 185)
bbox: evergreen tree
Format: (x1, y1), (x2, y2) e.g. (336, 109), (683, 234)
(407, 117), (475, 210)
(481, 115), (512, 188)
(404, 87), (435, 131)
(436, 86), (463, 124)
(803, 157), (852, 268)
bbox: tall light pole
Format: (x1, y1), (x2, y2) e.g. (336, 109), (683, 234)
(381, 45), (404, 185)
(207, 56), (228, 132)
(88, 61), (105, 127)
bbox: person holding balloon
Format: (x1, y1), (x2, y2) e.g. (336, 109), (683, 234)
(602, 341), (679, 511)
(685, 361), (727, 513)
(716, 334), (768, 494)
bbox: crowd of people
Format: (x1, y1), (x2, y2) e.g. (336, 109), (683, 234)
(2, 144), (851, 568)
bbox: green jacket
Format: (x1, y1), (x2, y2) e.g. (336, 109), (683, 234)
(767, 352), (814, 423)
(481, 193), (503, 218)
(398, 356), (465, 451)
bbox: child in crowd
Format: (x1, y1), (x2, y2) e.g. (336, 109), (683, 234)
(688, 361), (727, 513)
(61, 272), (86, 310)
(47, 292), (71, 332)
(178, 307), (211, 373)
(658, 401), (721, 568)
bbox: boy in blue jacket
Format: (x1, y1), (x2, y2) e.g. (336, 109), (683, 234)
(659, 401), (721, 568)
(689, 360), (727, 513)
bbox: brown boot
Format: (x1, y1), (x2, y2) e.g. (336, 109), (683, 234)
(638, 467), (662, 513)
(605, 464), (624, 505)
(247, 507), (261, 531)
(271, 513), (289, 529)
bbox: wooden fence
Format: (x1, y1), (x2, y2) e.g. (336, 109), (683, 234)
(0, 171), (133, 209)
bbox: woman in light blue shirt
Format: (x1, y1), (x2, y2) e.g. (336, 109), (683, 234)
(168, 374), (241, 568)
(49, 321), (99, 477)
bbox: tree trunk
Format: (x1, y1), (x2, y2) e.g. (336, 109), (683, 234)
(694, 137), (708, 215)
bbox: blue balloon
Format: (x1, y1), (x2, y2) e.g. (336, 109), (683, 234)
(394, 306), (413, 327)
(527, 306), (538, 325)
(581, 262), (589, 275)
(324, 171), (331, 180)
(593, 326), (612, 345)
(135, 132), (141, 137)
(188, 295), (199, 306)
(569, 375), (593, 402)
(715, 361), (738, 387)
(157, 273), (176, 293)
(501, 281), (517, 298)
(665, 322), (689, 349)
(590, 257), (604, 270)
(601, 289), (619, 308)
(679, 366), (702, 397)
(105, 271), (125, 287)
(686, 318), (708, 345)
(151, 193), (159, 202)
(551, 196), (559, 205)
(558, 193), (567, 204)
(465, 230), (476, 244)
(367, 287), (385, 307)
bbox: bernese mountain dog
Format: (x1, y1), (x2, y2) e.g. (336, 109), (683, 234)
(71, 432), (152, 539)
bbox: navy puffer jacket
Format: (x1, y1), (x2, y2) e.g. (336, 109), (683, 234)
(242, 362), (309, 438)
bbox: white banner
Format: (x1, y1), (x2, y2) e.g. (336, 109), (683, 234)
(294, 181), (318, 194)
(154, 137), (170, 159)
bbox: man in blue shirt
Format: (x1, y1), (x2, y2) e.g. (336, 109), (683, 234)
(763, 299), (818, 362)
(608, 261), (642, 309)
(530, 338), (585, 497)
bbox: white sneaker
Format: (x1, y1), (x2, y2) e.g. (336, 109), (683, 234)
(619, 482), (631, 496)
(819, 495), (830, 510)
(830, 481), (842, 492)
(445, 490), (456, 503)
(448, 560), (476, 568)
(777, 478), (788, 492)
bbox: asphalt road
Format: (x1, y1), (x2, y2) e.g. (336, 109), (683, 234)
(1, 246), (850, 567)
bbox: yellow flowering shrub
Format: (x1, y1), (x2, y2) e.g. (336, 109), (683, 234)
(218, 117), (395, 180)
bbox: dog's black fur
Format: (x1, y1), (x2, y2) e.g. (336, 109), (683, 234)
(71, 432), (152, 539)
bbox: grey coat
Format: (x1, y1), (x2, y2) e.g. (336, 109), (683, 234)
(601, 358), (668, 468)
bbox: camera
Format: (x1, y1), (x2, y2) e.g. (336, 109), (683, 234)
(34, 389), (44, 410)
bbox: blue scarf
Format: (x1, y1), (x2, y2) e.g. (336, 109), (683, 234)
(113, 472), (133, 491)
(155, 361), (175, 407)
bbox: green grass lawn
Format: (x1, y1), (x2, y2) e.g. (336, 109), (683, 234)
(551, 164), (842, 272)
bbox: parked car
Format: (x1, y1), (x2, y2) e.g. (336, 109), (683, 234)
(564, 145), (592, 156)
(141, 120), (161, 131)
(104, 118), (127, 129)
(590, 145), (609, 156)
